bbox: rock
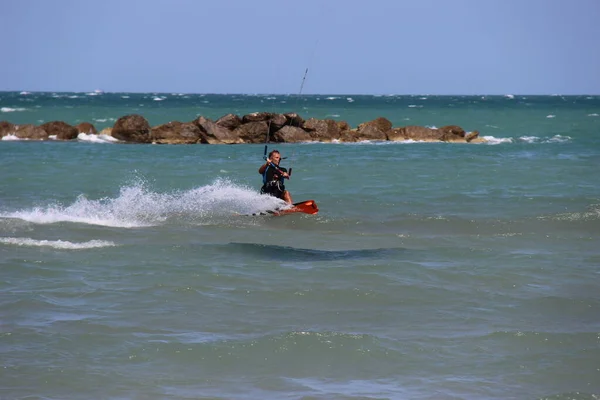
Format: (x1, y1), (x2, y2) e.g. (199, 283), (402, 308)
(337, 121), (351, 131)
(273, 125), (313, 143)
(112, 114), (151, 143)
(284, 113), (305, 127)
(75, 122), (97, 135)
(356, 117), (391, 141)
(215, 113), (242, 130)
(465, 130), (480, 142)
(40, 121), (79, 140)
(99, 128), (113, 137)
(14, 124), (49, 140)
(303, 118), (344, 142)
(195, 116), (244, 144)
(242, 112), (272, 124)
(268, 113), (288, 133)
(402, 125), (441, 141)
(233, 121), (269, 143)
(0, 121), (15, 137)
(438, 125), (466, 142)
(387, 127), (407, 141)
(151, 121), (203, 144)
(339, 129), (360, 142)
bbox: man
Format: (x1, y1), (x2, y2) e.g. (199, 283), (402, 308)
(258, 150), (293, 204)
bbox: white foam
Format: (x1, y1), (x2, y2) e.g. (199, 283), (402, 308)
(77, 133), (119, 143)
(482, 136), (513, 145)
(1, 107), (27, 112)
(505, 94), (515, 99)
(588, 113), (598, 117)
(0, 178), (285, 228)
(325, 97), (339, 100)
(546, 134), (571, 143)
(0, 237), (116, 249)
(1, 134), (20, 141)
(346, 97), (354, 102)
(546, 114), (556, 118)
(519, 136), (539, 143)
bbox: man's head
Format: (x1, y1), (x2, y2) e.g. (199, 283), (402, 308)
(269, 150), (281, 164)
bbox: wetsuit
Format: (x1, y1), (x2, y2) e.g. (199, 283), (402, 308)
(261, 163), (288, 200)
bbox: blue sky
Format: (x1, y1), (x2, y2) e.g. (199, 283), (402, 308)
(1, 0), (599, 95)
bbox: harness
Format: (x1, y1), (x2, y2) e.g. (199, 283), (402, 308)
(262, 163), (286, 185)
(261, 163), (287, 197)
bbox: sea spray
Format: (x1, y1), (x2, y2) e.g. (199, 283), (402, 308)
(0, 178), (287, 228)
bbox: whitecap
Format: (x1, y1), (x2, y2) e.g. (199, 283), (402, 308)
(587, 113), (598, 117)
(504, 94), (515, 99)
(545, 135), (571, 143)
(326, 97), (339, 100)
(482, 136), (513, 145)
(519, 136), (539, 143)
(1, 107), (27, 112)
(346, 97), (354, 102)
(121, 95), (130, 99)
(546, 115), (556, 118)
(0, 237), (115, 250)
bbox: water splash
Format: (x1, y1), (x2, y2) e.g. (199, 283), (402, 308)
(0, 178), (286, 228)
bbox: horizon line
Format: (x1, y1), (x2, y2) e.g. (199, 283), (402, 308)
(1, 90), (599, 97)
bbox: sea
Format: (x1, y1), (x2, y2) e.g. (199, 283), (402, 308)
(1, 92), (599, 400)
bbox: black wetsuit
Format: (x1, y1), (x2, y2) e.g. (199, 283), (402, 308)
(261, 163), (288, 200)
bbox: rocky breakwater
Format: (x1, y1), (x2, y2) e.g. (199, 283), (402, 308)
(1, 113), (484, 144)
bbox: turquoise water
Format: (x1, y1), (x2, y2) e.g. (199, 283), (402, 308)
(1, 92), (599, 399)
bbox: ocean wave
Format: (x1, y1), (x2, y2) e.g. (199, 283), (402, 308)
(539, 204), (600, 222)
(1, 107), (27, 112)
(0, 237), (116, 249)
(0, 178), (285, 228)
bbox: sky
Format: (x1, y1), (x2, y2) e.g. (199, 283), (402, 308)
(1, 0), (599, 95)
